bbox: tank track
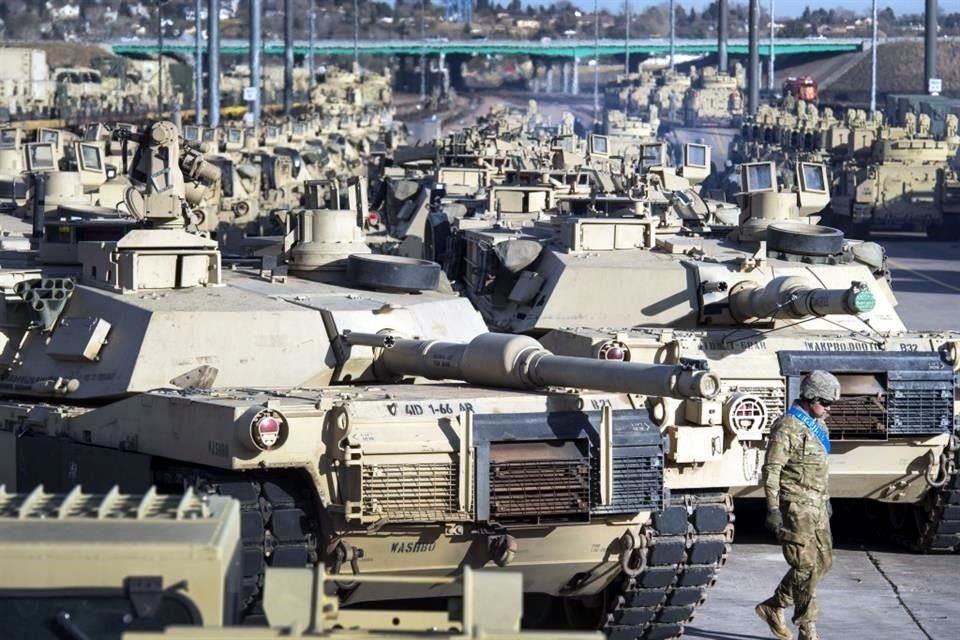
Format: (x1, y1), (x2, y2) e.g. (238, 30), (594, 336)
(153, 466), (322, 618)
(909, 437), (960, 554)
(603, 492), (735, 640)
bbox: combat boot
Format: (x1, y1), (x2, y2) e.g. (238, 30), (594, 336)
(798, 623), (819, 640)
(754, 600), (793, 640)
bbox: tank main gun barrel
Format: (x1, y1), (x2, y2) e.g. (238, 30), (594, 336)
(728, 276), (876, 323)
(342, 332), (720, 400)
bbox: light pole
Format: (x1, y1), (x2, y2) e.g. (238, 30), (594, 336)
(157, 0), (165, 113)
(718, 0), (728, 73)
(870, 0), (877, 113)
(768, 0), (775, 91)
(309, 0), (316, 85)
(669, 0), (676, 72)
(748, 0), (759, 114)
(250, 0), (262, 121)
(283, 0), (293, 117)
(353, 0), (360, 70)
(194, 0), (203, 123)
(624, 1), (630, 74)
(208, 0), (220, 127)
(593, 0), (599, 121)
(420, 0), (427, 101)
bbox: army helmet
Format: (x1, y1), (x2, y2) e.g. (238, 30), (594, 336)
(799, 370), (841, 402)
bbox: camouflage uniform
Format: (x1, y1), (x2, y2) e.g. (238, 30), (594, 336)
(762, 407), (833, 627)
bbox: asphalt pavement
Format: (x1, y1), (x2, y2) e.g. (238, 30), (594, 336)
(690, 540), (958, 640)
(880, 236), (960, 331)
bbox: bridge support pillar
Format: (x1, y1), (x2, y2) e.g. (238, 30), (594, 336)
(546, 65), (555, 95)
(572, 57), (580, 95)
(562, 62), (570, 94)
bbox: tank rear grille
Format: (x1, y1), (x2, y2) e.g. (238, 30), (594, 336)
(887, 381), (955, 435)
(488, 441), (590, 521)
(591, 453), (664, 515)
(826, 395), (886, 438)
(489, 461), (590, 519)
(361, 461), (460, 522)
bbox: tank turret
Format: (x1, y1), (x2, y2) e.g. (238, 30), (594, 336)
(344, 331), (720, 399)
(727, 276), (875, 323)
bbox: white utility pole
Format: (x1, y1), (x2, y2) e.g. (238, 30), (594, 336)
(768, 0), (775, 91)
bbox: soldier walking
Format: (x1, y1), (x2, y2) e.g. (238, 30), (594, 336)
(755, 370), (840, 640)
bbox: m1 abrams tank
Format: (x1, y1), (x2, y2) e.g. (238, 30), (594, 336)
(447, 159), (960, 553)
(0, 486), (599, 640)
(0, 122), (730, 640)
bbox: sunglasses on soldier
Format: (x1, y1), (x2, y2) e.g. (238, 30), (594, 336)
(814, 398), (833, 407)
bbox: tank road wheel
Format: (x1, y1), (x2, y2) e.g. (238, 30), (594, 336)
(885, 501), (922, 548)
(766, 222), (845, 258)
(561, 590), (609, 630)
(347, 254), (441, 292)
(886, 502), (911, 531)
(521, 594), (560, 628)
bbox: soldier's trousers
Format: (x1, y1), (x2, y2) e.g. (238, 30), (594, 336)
(769, 501), (833, 625)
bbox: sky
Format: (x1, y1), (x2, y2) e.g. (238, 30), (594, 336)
(554, 1), (906, 19)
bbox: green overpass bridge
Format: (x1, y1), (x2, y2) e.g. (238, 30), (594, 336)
(110, 37), (864, 59)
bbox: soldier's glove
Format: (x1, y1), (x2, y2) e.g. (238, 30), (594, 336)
(765, 509), (783, 537)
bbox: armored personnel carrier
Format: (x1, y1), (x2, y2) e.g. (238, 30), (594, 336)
(682, 66), (744, 128)
(827, 113), (960, 239)
(447, 159), (960, 553)
(0, 486), (599, 640)
(0, 122), (731, 640)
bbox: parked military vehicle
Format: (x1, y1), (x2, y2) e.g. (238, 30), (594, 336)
(651, 72), (692, 125)
(682, 66), (744, 128)
(827, 114), (960, 239)
(606, 71), (659, 118)
(0, 121), (731, 640)
(0, 486), (600, 640)
(0, 486), (242, 637)
(447, 159), (960, 553)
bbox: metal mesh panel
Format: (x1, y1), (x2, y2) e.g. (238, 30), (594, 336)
(887, 381), (955, 435)
(591, 454), (664, 515)
(827, 395), (886, 438)
(489, 459), (590, 519)
(362, 461), (460, 522)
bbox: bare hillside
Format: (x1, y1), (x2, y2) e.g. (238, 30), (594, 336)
(828, 40), (960, 99)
